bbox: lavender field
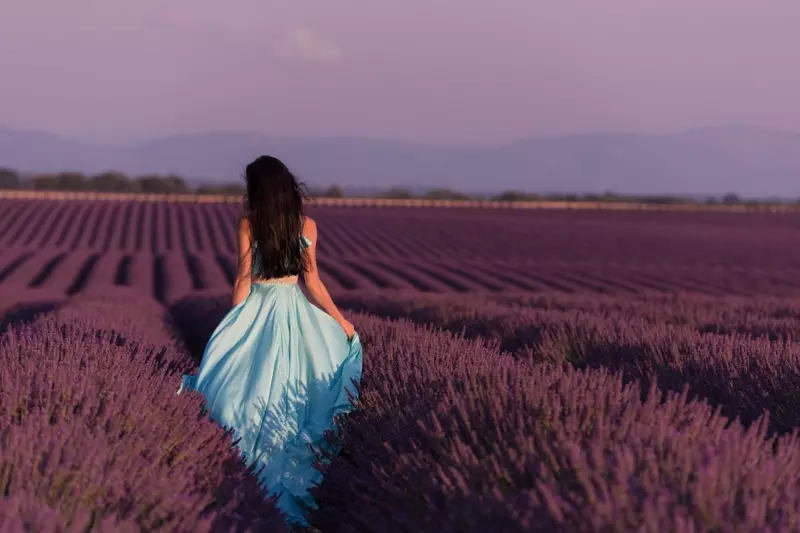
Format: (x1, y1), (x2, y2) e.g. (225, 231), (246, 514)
(2, 198), (800, 532)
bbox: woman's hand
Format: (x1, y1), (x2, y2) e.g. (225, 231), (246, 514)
(339, 319), (356, 340)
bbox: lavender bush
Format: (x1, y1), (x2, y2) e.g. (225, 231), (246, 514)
(0, 496), (139, 533)
(335, 290), (800, 342)
(170, 293), (800, 532)
(0, 295), (285, 532)
(335, 290), (800, 434)
(3, 198), (800, 531)
(169, 291), (234, 362)
(310, 315), (800, 533)
(0, 292), (63, 333)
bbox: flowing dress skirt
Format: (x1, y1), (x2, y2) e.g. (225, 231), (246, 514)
(178, 282), (362, 525)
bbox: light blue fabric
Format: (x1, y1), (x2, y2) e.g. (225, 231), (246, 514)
(178, 234), (362, 526)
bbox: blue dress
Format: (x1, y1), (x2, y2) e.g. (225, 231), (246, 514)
(178, 235), (362, 526)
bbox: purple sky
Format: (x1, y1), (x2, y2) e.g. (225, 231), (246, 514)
(3, 0), (800, 144)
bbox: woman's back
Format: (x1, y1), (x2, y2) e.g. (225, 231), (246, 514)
(243, 156), (308, 280)
(179, 156), (360, 527)
(246, 215), (312, 284)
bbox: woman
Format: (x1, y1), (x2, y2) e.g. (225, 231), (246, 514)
(179, 155), (362, 526)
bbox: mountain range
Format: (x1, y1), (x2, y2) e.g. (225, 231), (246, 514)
(1, 125), (800, 198)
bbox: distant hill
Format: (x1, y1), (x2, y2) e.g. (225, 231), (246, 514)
(2, 125), (800, 198)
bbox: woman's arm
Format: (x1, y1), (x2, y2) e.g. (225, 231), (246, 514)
(231, 217), (253, 307)
(301, 217), (354, 337)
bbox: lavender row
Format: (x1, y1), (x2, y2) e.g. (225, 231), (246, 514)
(0, 496), (139, 533)
(5, 199), (800, 296)
(335, 290), (800, 434)
(0, 248), (234, 304)
(6, 199), (800, 266)
(491, 291), (800, 339)
(171, 293), (800, 532)
(337, 290), (800, 341)
(0, 294), (285, 532)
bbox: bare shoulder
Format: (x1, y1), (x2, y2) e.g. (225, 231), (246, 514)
(238, 216), (252, 235)
(303, 216), (317, 239)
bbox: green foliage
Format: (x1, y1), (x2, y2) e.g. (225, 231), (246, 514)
(31, 172), (91, 191)
(424, 188), (471, 200)
(91, 171), (140, 192)
(0, 168), (20, 189)
(546, 193), (581, 202)
(722, 192), (741, 205)
(323, 185), (345, 198)
(196, 183), (245, 196)
(0, 165), (793, 209)
(136, 174), (188, 194)
(492, 190), (539, 202)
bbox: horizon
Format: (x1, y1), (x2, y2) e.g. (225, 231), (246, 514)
(5, 122), (800, 198)
(5, 121), (800, 146)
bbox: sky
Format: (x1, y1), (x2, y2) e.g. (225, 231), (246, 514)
(2, 0), (800, 144)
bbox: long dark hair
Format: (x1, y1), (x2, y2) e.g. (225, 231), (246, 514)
(244, 155), (309, 278)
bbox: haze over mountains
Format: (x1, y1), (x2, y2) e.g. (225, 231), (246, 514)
(1, 125), (799, 198)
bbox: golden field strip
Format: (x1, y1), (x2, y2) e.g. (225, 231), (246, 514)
(0, 189), (797, 212)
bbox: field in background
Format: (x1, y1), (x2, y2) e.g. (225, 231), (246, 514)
(1, 198), (800, 304)
(2, 197), (800, 532)
(2, 188), (800, 212)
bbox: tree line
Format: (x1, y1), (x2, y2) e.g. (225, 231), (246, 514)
(0, 167), (794, 206)
(0, 168), (355, 198)
(0, 168), (240, 195)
